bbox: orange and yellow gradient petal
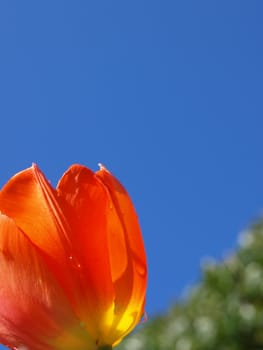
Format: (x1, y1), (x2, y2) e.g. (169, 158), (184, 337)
(0, 214), (95, 350)
(96, 165), (147, 345)
(0, 164), (147, 349)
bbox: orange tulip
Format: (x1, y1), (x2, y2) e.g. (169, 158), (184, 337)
(0, 164), (147, 350)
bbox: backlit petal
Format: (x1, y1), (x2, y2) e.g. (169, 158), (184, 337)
(0, 214), (94, 350)
(0, 165), (92, 322)
(96, 166), (147, 341)
(0, 164), (71, 263)
(57, 165), (115, 340)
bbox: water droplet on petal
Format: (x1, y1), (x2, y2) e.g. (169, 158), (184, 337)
(69, 255), (82, 270)
(135, 260), (146, 277)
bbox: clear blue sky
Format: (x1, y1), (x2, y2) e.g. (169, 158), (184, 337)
(1, 1), (263, 347)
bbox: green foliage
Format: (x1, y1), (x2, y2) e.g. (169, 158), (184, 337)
(117, 222), (263, 350)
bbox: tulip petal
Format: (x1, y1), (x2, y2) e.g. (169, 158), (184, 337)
(0, 164), (147, 347)
(96, 166), (147, 340)
(56, 165), (115, 337)
(0, 165), (96, 323)
(0, 164), (71, 263)
(0, 214), (94, 350)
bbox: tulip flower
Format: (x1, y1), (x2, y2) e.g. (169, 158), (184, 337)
(0, 164), (147, 350)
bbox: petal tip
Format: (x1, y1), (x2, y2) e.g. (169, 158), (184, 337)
(31, 163), (41, 175)
(98, 163), (110, 173)
(32, 162), (41, 168)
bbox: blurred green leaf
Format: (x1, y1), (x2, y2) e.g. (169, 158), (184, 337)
(117, 222), (263, 350)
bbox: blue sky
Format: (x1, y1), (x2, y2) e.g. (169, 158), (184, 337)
(1, 1), (263, 347)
